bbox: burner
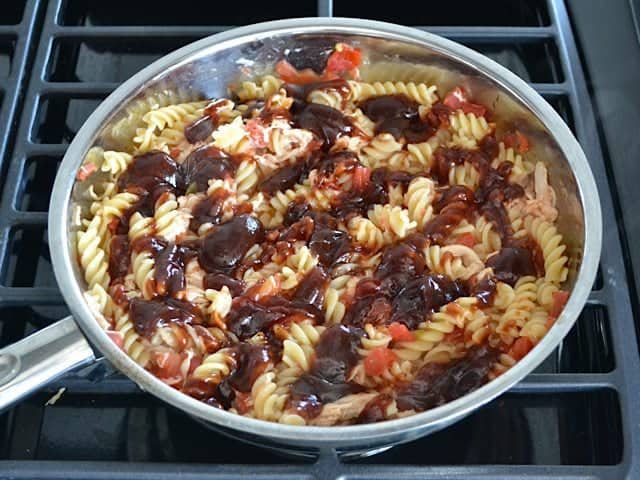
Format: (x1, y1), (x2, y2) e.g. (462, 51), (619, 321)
(0, 0), (638, 478)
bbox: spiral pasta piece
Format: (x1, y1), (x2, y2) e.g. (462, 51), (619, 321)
(193, 348), (235, 383)
(77, 214), (110, 289)
(324, 287), (346, 325)
(132, 250), (155, 299)
(348, 80), (438, 107)
(308, 88), (344, 109)
(235, 75), (282, 101)
(524, 216), (569, 284)
(348, 216), (385, 251)
(497, 276), (537, 343)
(449, 111), (492, 144)
(205, 286), (232, 322)
(359, 133), (404, 168)
(250, 370), (288, 422)
(394, 297), (477, 361)
(404, 176), (435, 228)
(115, 311), (149, 367)
(367, 204), (417, 241)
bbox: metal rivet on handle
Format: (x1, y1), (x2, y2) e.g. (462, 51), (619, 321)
(0, 353), (21, 387)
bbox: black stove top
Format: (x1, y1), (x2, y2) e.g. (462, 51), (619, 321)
(1, 0), (638, 478)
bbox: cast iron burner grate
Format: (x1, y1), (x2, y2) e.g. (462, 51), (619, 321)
(0, 0), (637, 478)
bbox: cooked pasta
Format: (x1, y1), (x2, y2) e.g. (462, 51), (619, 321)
(75, 42), (571, 426)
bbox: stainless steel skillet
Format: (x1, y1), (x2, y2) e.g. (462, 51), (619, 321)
(0, 18), (601, 454)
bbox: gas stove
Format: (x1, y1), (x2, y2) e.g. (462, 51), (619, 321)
(0, 0), (638, 478)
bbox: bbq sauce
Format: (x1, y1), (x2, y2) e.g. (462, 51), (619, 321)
(184, 116), (214, 144)
(108, 234), (130, 281)
(331, 167), (390, 218)
(198, 215), (264, 274)
(359, 94), (436, 143)
(184, 99), (238, 144)
(227, 343), (271, 392)
(259, 162), (307, 194)
(284, 199), (311, 226)
(486, 247), (537, 286)
(180, 145), (236, 192)
(290, 100), (354, 148)
(226, 298), (288, 339)
(132, 236), (188, 297)
(470, 275), (497, 305)
(390, 274), (468, 329)
(308, 224), (351, 267)
(292, 266), (328, 313)
(203, 273), (245, 296)
(424, 185), (475, 244)
(129, 297), (202, 338)
(189, 187), (231, 232)
(118, 150), (183, 196)
(396, 345), (498, 411)
(289, 325), (363, 418)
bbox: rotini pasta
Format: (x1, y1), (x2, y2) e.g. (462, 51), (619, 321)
(75, 43), (572, 426)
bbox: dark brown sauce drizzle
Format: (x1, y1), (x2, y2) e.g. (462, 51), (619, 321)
(226, 343), (271, 393)
(129, 297), (202, 338)
(289, 325), (363, 419)
(180, 146), (236, 192)
(132, 236), (192, 297)
(108, 234), (130, 281)
(396, 345), (498, 411)
(259, 162), (307, 194)
(184, 116), (214, 144)
(184, 99), (236, 144)
(486, 247), (537, 286)
(190, 188), (230, 232)
(118, 150), (183, 198)
(198, 214), (264, 274)
(359, 94), (443, 143)
(291, 101), (354, 148)
(203, 273), (245, 296)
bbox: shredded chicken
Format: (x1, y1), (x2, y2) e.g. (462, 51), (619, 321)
(524, 162), (558, 222)
(310, 393), (378, 426)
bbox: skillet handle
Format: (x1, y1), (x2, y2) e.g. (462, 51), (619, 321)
(0, 316), (95, 412)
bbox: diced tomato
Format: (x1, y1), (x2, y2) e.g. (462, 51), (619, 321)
(106, 330), (124, 350)
(443, 87), (468, 110)
(352, 165), (371, 191)
(275, 60), (330, 85)
(76, 162), (97, 181)
(326, 43), (362, 76)
(443, 86), (486, 117)
(460, 102), (486, 117)
(245, 119), (268, 148)
(509, 336), (534, 361)
(503, 130), (530, 154)
(364, 347), (397, 376)
(549, 290), (570, 320)
(152, 350), (183, 379)
(456, 232), (476, 247)
(275, 43), (360, 85)
(388, 322), (414, 342)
